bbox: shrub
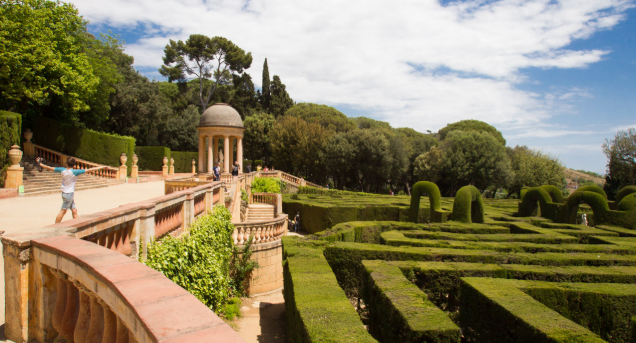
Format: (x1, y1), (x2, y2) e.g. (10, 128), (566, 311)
(144, 205), (234, 311)
(617, 186), (636, 204)
(31, 115), (134, 172)
(451, 185), (485, 223)
(0, 111), (21, 187)
(221, 297), (242, 320)
(136, 146), (170, 171)
(171, 151), (198, 173)
(229, 235), (259, 297)
(251, 177), (281, 193)
(409, 181), (443, 223)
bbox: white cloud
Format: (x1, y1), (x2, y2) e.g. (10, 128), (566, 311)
(68, 0), (633, 134)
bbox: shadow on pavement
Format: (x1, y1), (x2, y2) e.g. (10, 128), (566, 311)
(258, 301), (287, 343)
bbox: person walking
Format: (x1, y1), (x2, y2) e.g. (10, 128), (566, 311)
(213, 162), (220, 181)
(37, 157), (108, 223)
(294, 212), (300, 233)
(232, 160), (240, 176)
(246, 164), (252, 173)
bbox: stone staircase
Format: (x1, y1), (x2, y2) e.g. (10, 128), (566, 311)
(246, 204), (276, 221)
(20, 156), (123, 196)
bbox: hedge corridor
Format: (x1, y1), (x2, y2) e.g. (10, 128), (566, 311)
(282, 183), (636, 343)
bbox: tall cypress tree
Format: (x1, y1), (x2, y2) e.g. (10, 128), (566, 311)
(261, 58), (270, 110)
(269, 75), (294, 117)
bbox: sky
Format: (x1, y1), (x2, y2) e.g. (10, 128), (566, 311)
(69, 0), (636, 175)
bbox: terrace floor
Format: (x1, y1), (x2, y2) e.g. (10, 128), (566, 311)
(0, 180), (166, 337)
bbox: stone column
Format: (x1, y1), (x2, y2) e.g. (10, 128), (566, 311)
(224, 136), (230, 173)
(213, 137), (219, 167)
(237, 137), (243, 174)
(5, 145), (23, 189)
(198, 136), (205, 173)
(207, 135), (213, 173)
(230, 138), (235, 168)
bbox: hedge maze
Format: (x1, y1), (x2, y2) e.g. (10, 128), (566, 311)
(282, 183), (636, 342)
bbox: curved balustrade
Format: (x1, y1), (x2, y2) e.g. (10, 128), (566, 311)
(33, 144), (119, 179)
(232, 214), (288, 246)
(27, 236), (245, 343)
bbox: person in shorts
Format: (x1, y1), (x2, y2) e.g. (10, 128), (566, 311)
(37, 157), (108, 223)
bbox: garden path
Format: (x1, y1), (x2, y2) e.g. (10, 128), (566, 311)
(0, 181), (166, 338)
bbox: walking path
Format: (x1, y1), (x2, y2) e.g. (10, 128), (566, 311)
(0, 181), (166, 337)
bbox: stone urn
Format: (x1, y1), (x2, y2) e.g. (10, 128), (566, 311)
(192, 159), (196, 167)
(8, 145), (22, 166)
(132, 154), (138, 166)
(23, 129), (33, 142)
(170, 157), (174, 165)
(120, 153), (127, 166)
(163, 156), (168, 166)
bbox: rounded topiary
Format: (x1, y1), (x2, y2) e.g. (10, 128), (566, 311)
(540, 185), (564, 203)
(451, 185), (484, 223)
(616, 186), (636, 204)
(518, 187), (553, 217)
(617, 193), (636, 212)
(573, 184), (607, 200)
(409, 181), (442, 223)
(562, 191), (610, 224)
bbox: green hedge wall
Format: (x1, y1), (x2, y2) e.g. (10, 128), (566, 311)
(31, 116), (134, 172)
(171, 151), (198, 173)
(451, 185), (485, 223)
(617, 186), (636, 204)
(136, 146), (170, 171)
(409, 181), (446, 223)
(0, 111), (22, 187)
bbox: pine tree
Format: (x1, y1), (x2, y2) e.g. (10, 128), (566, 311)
(269, 75), (294, 117)
(261, 58), (270, 110)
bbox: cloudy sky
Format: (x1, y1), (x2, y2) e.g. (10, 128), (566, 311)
(70, 0), (636, 174)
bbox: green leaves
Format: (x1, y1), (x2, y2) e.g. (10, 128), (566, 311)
(144, 205), (235, 311)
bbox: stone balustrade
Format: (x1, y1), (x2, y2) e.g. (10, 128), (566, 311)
(251, 192), (283, 214)
(7, 235), (245, 343)
(2, 181), (230, 342)
(220, 172), (233, 184)
(232, 214), (287, 246)
(33, 144), (121, 179)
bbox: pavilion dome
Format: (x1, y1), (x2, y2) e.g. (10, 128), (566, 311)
(198, 103), (243, 128)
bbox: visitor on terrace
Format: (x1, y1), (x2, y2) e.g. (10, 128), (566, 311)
(264, 166), (269, 172)
(213, 162), (220, 181)
(232, 160), (240, 176)
(36, 157), (109, 223)
(246, 164), (252, 173)
(257, 164), (262, 171)
(294, 212), (300, 233)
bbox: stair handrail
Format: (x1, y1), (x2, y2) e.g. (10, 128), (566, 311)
(32, 143), (120, 179)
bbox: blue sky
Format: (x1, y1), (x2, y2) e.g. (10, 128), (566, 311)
(73, 0), (636, 174)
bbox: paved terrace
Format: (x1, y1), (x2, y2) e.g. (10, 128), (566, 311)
(0, 181), (165, 331)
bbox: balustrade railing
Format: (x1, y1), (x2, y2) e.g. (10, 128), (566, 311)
(33, 144), (119, 179)
(232, 214), (288, 246)
(221, 172), (233, 184)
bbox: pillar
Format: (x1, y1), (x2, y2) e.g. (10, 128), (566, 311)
(230, 138), (236, 168)
(237, 138), (243, 174)
(224, 136), (230, 173)
(207, 135), (213, 173)
(214, 137), (219, 167)
(198, 136), (205, 173)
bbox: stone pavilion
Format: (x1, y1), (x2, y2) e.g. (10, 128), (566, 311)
(197, 103), (245, 173)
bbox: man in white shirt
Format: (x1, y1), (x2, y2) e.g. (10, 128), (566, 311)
(37, 157), (108, 223)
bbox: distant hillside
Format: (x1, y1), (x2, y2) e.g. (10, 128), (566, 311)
(563, 168), (605, 189)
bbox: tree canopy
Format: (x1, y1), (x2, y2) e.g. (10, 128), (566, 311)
(507, 146), (564, 198)
(285, 103), (357, 133)
(604, 128), (636, 199)
(438, 119), (506, 146)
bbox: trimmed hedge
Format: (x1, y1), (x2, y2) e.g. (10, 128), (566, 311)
(460, 278), (606, 342)
(136, 146), (171, 171)
(297, 186), (375, 196)
(409, 181), (450, 223)
(617, 186), (636, 204)
(0, 111), (21, 187)
(451, 185), (484, 223)
(575, 184), (608, 200)
(171, 151), (198, 173)
(282, 237), (376, 343)
(31, 115), (134, 172)
(361, 260), (460, 342)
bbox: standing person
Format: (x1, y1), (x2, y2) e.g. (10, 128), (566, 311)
(246, 164), (252, 173)
(213, 162), (220, 181)
(294, 212), (300, 233)
(257, 164), (262, 172)
(232, 160), (240, 176)
(264, 166), (269, 172)
(36, 157), (108, 223)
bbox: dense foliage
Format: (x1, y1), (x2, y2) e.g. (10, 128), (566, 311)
(0, 111), (21, 186)
(251, 177), (282, 193)
(604, 128), (636, 200)
(144, 206), (234, 311)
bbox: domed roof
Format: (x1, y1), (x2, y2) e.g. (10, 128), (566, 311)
(198, 103), (243, 128)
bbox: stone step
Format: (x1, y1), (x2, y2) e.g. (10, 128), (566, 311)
(23, 183), (110, 197)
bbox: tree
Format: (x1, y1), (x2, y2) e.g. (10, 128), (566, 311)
(229, 73), (258, 119)
(345, 129), (392, 192)
(507, 146), (564, 198)
(413, 146), (443, 184)
(270, 116), (327, 181)
(159, 35), (252, 112)
(285, 103), (357, 133)
(244, 112), (276, 163)
(261, 58), (270, 110)
(0, 0), (99, 123)
(321, 132), (356, 189)
(438, 119), (506, 145)
(603, 128), (636, 199)
(269, 75), (294, 117)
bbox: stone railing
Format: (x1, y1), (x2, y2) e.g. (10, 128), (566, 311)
(220, 172), (233, 184)
(3, 235), (245, 343)
(33, 144), (121, 179)
(232, 214), (287, 246)
(305, 180), (322, 188)
(251, 192), (283, 214)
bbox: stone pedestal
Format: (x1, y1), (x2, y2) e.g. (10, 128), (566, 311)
(131, 166), (138, 178)
(118, 166), (127, 180)
(191, 160), (196, 174)
(162, 157), (168, 177)
(169, 157), (175, 176)
(5, 165), (23, 188)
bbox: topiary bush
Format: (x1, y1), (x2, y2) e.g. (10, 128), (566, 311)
(31, 115), (134, 172)
(617, 193), (636, 212)
(574, 184), (608, 200)
(251, 177), (282, 193)
(617, 186), (636, 204)
(451, 185), (485, 223)
(409, 181), (443, 223)
(144, 205), (234, 311)
(0, 111), (21, 187)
